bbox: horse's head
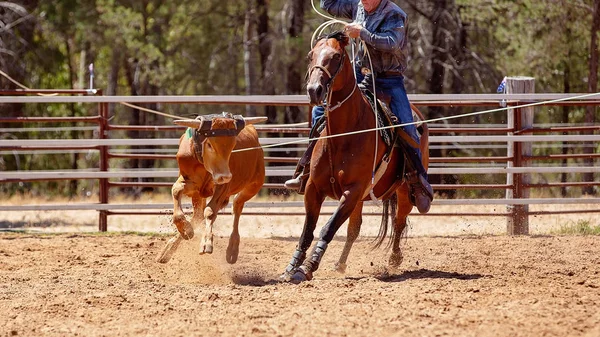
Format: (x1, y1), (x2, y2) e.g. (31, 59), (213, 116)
(306, 31), (351, 106)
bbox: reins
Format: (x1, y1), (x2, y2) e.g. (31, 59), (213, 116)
(312, 32), (383, 201)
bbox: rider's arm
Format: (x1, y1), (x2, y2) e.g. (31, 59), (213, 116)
(321, 0), (355, 20)
(359, 15), (406, 52)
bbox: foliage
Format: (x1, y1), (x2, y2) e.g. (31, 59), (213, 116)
(554, 219), (600, 235)
(0, 0), (598, 198)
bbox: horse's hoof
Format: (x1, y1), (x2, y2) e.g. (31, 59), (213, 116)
(334, 262), (347, 274)
(388, 252), (403, 269)
(290, 271), (307, 284)
(199, 243), (213, 255)
(290, 267), (313, 284)
(226, 246), (239, 264)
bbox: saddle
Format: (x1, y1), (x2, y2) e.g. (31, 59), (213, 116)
(360, 88), (425, 148)
(296, 88), (424, 196)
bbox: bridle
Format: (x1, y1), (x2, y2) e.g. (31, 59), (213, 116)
(190, 113), (246, 164)
(307, 47), (357, 113)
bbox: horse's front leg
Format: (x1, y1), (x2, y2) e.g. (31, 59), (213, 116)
(335, 201), (363, 273)
(291, 185), (364, 283)
(199, 184), (230, 255)
(281, 181), (325, 281)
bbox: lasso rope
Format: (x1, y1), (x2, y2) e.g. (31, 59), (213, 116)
(0, 69), (58, 96)
(310, 0), (385, 195)
(0, 69), (181, 119)
(232, 91), (600, 153)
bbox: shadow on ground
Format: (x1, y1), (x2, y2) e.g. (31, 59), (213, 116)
(377, 268), (488, 282)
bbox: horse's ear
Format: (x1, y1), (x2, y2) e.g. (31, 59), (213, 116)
(339, 33), (350, 47)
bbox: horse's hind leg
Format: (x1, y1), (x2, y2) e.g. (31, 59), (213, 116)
(389, 195), (412, 269)
(335, 201), (363, 273)
(226, 187), (257, 264)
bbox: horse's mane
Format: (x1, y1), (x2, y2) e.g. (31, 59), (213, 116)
(317, 31), (349, 46)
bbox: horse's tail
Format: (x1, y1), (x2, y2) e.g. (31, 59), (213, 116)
(372, 192), (398, 250)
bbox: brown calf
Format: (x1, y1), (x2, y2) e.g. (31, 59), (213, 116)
(157, 113), (265, 264)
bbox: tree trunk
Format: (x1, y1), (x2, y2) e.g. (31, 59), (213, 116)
(65, 37), (79, 198)
(107, 47), (121, 115)
(425, 0), (449, 196)
(256, 0), (276, 122)
(123, 56), (141, 196)
(283, 0), (307, 125)
(583, 0), (600, 195)
(561, 20), (573, 198)
(243, 4), (258, 116)
(255, 0), (282, 194)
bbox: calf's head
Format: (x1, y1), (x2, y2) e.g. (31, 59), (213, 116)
(174, 113), (266, 185)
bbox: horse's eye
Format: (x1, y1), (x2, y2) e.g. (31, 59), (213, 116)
(333, 54), (342, 61)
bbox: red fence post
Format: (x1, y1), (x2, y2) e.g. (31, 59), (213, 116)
(98, 98), (109, 231)
(506, 77), (534, 235)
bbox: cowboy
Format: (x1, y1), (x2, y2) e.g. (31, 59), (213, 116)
(285, 0), (433, 213)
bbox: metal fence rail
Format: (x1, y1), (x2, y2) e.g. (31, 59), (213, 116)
(1, 90), (598, 234)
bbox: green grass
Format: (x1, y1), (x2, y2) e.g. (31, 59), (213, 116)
(554, 220), (600, 235)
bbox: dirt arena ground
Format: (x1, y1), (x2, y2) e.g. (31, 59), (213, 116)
(1, 231), (599, 337)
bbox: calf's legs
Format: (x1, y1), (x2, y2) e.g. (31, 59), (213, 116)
(157, 193), (206, 263)
(199, 184), (230, 255)
(172, 176), (194, 240)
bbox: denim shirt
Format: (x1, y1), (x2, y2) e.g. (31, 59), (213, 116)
(320, 0), (408, 75)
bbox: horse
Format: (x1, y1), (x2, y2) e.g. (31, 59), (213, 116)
(281, 31), (430, 283)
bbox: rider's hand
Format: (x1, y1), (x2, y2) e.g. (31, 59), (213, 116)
(344, 23), (362, 39)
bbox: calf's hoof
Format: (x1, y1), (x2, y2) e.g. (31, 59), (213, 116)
(334, 262), (347, 274)
(199, 243), (213, 255)
(155, 253), (171, 264)
(180, 223), (194, 240)
(226, 244), (239, 264)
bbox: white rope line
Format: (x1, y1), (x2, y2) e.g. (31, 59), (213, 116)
(308, 0), (381, 192)
(0, 69), (183, 119)
(119, 102), (181, 120)
(233, 91), (600, 153)
(310, 0), (348, 46)
(0, 69), (58, 96)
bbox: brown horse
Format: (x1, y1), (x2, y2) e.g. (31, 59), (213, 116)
(281, 32), (429, 283)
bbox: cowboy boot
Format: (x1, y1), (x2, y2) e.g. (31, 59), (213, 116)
(284, 166), (304, 190)
(284, 139), (317, 190)
(406, 170), (433, 214)
(395, 130), (433, 213)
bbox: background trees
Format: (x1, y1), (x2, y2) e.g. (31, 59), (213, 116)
(1, 0), (598, 197)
